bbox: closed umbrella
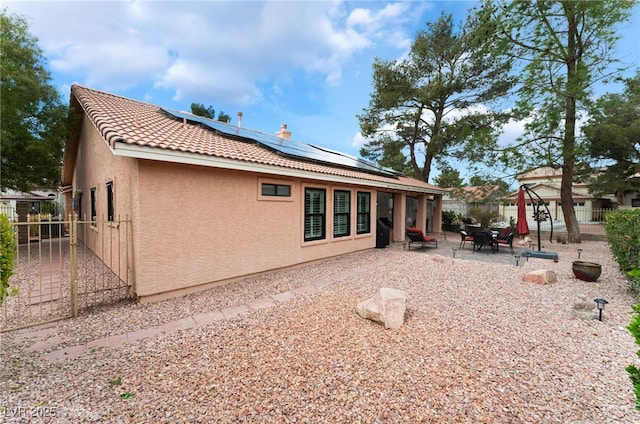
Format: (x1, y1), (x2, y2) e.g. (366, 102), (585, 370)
(516, 187), (530, 236)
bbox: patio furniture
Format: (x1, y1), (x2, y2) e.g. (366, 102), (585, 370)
(472, 231), (495, 253)
(495, 231), (515, 254)
(405, 227), (438, 250)
(459, 230), (474, 249)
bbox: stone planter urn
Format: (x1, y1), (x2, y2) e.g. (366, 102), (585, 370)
(572, 261), (602, 282)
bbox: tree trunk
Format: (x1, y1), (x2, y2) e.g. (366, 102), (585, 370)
(562, 1), (582, 244)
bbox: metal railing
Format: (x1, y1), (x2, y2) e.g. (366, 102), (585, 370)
(1, 215), (134, 332)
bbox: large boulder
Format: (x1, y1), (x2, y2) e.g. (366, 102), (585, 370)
(522, 269), (557, 285)
(355, 288), (408, 329)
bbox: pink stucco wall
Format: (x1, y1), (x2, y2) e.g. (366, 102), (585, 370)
(133, 160), (376, 300)
(72, 114), (136, 288)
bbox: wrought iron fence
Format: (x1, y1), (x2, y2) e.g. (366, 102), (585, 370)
(1, 215), (134, 332)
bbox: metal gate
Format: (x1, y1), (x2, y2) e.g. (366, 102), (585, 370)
(1, 216), (134, 332)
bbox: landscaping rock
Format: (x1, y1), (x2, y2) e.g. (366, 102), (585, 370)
(572, 294), (596, 320)
(522, 269), (557, 285)
(355, 288), (408, 329)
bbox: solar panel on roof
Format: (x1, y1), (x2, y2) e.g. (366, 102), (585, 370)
(160, 107), (400, 178)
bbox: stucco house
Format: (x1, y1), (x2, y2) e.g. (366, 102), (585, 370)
(62, 85), (445, 303)
(499, 167), (634, 226)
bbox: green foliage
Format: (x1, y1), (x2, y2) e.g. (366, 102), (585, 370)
(120, 392), (135, 400)
(190, 103), (230, 123)
(1, 10), (69, 191)
(581, 71), (640, 205)
(628, 303), (640, 410)
(190, 103), (215, 119)
(358, 7), (515, 183)
(608, 208), (640, 409)
(434, 167), (464, 188)
(605, 208), (640, 288)
(441, 210), (458, 227)
(0, 214), (16, 305)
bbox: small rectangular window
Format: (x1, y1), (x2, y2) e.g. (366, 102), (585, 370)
(106, 181), (114, 221)
(90, 187), (97, 224)
(333, 190), (351, 238)
(356, 192), (371, 234)
(304, 188), (325, 241)
(262, 183), (291, 197)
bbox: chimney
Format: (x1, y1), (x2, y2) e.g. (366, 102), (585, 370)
(237, 112), (243, 128)
(276, 123), (291, 140)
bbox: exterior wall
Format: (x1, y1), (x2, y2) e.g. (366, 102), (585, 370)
(133, 160), (378, 301)
(72, 114), (137, 288)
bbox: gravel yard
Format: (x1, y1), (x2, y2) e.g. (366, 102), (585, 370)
(2, 239), (640, 423)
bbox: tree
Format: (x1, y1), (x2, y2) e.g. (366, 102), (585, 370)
(190, 102), (230, 123)
(487, 0), (635, 243)
(358, 134), (410, 174)
(358, 8), (515, 184)
(581, 72), (640, 205)
(434, 167), (463, 188)
(0, 10), (69, 192)
(467, 175), (510, 194)
(190, 102), (215, 119)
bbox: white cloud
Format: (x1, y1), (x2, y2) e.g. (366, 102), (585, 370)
(4, 0), (426, 106)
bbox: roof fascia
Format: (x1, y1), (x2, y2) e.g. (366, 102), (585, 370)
(113, 142), (441, 194)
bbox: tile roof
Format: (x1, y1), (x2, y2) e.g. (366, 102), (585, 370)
(69, 85), (444, 194)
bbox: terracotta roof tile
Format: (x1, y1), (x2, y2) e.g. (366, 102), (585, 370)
(71, 85), (444, 193)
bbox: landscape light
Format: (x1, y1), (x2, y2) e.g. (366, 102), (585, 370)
(594, 298), (609, 322)
(452, 247), (458, 258)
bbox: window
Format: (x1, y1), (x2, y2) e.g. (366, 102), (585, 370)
(106, 181), (114, 221)
(632, 198), (640, 207)
(304, 188), (325, 241)
(90, 188), (97, 224)
(261, 183), (291, 197)
(356, 192), (371, 234)
(333, 190), (351, 238)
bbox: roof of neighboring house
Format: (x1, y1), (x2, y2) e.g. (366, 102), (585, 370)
(503, 183), (594, 201)
(64, 85), (445, 195)
(0, 190), (54, 201)
(518, 166), (562, 180)
(445, 185), (501, 202)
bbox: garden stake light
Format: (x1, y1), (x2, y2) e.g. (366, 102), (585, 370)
(594, 298), (608, 322)
(577, 248), (583, 259)
(452, 247), (458, 258)
(514, 255), (521, 266)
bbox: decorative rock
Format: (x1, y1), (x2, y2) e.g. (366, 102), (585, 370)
(522, 269), (557, 285)
(355, 288), (408, 329)
(573, 294), (595, 310)
(572, 295), (596, 320)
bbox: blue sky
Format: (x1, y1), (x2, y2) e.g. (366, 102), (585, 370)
(4, 0), (639, 183)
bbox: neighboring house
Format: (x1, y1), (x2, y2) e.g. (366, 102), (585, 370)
(442, 185), (502, 217)
(499, 167), (633, 225)
(62, 85), (446, 303)
(0, 189), (62, 221)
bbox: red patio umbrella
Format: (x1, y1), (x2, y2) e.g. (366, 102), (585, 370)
(516, 187), (530, 236)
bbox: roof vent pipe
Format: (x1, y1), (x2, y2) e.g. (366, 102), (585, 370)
(238, 112), (243, 128)
(276, 123), (292, 140)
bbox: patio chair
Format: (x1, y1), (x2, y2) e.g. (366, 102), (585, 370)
(459, 230), (474, 249)
(405, 227), (438, 250)
(471, 231), (495, 253)
(494, 231), (515, 254)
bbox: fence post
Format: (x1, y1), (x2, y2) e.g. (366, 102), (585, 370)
(70, 214), (78, 318)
